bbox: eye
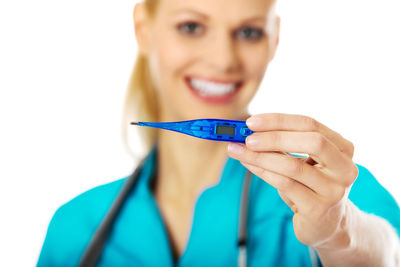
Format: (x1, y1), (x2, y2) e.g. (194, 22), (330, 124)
(176, 22), (204, 36)
(235, 27), (265, 41)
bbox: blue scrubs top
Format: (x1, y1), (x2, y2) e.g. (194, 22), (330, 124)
(37, 145), (400, 266)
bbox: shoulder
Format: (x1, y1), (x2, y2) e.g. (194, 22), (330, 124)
(62, 177), (127, 216)
(52, 177), (127, 231)
(37, 176), (128, 266)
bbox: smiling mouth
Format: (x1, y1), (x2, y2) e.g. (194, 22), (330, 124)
(184, 76), (243, 103)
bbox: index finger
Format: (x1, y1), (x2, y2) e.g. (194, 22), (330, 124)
(246, 113), (354, 158)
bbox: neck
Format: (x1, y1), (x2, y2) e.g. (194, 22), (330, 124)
(152, 105), (250, 201)
(155, 130), (229, 200)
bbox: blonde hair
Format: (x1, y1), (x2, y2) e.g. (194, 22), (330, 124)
(121, 0), (278, 159)
(121, 0), (161, 159)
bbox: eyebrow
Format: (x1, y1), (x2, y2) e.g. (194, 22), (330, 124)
(172, 8), (267, 24)
(172, 8), (209, 20)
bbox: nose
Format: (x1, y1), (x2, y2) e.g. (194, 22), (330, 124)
(205, 31), (241, 74)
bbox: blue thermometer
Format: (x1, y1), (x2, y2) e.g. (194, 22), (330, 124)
(130, 119), (254, 143)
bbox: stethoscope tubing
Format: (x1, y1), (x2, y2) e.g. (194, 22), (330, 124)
(78, 153), (252, 267)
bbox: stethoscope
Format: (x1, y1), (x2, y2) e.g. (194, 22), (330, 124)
(78, 150), (253, 267)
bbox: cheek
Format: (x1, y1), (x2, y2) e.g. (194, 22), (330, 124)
(240, 45), (271, 80)
(152, 33), (196, 91)
(234, 44), (271, 106)
(149, 31), (197, 114)
(153, 27), (196, 71)
(149, 35), (186, 91)
(156, 41), (186, 78)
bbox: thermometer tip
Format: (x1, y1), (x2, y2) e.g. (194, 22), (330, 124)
(130, 122), (139, 125)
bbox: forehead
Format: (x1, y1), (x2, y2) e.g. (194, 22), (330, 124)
(157, 0), (276, 21)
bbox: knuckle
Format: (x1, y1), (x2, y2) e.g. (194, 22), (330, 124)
(312, 133), (327, 154)
(260, 169), (272, 181)
(303, 115), (319, 131)
(345, 141), (355, 157)
(346, 163), (359, 184)
(250, 151), (263, 166)
(330, 185), (347, 203)
(288, 160), (305, 178)
(278, 177), (296, 191)
(335, 163), (358, 187)
(338, 137), (355, 158)
(267, 113), (285, 130)
(269, 132), (281, 147)
(274, 113), (285, 127)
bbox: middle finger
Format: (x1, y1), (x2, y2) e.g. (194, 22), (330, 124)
(245, 131), (348, 174)
(228, 145), (339, 198)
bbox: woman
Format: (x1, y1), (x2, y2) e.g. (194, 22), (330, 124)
(37, 0), (400, 266)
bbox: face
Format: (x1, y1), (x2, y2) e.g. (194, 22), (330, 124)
(134, 0), (280, 121)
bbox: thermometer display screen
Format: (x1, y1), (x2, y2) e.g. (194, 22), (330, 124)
(216, 126), (235, 136)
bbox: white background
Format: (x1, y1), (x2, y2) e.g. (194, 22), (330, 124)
(1, 0), (399, 265)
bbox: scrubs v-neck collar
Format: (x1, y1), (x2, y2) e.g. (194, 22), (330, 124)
(134, 144), (243, 266)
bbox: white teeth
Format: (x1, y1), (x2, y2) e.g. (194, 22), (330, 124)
(189, 78), (236, 96)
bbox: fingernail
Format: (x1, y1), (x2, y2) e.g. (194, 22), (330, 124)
(228, 143), (245, 154)
(246, 116), (261, 128)
(245, 135), (259, 146)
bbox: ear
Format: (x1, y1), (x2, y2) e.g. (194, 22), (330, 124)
(269, 15), (280, 62)
(133, 2), (152, 55)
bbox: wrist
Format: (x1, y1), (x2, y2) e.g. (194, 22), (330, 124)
(314, 199), (355, 253)
(314, 200), (400, 267)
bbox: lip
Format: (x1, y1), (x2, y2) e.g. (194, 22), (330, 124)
(184, 76), (243, 104)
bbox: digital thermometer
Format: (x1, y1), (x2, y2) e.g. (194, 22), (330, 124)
(130, 119), (254, 143)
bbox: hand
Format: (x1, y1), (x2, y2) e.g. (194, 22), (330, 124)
(227, 113), (359, 249)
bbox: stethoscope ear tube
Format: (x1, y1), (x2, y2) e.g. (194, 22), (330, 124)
(78, 156), (148, 267)
(78, 153), (252, 267)
(238, 170), (252, 267)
